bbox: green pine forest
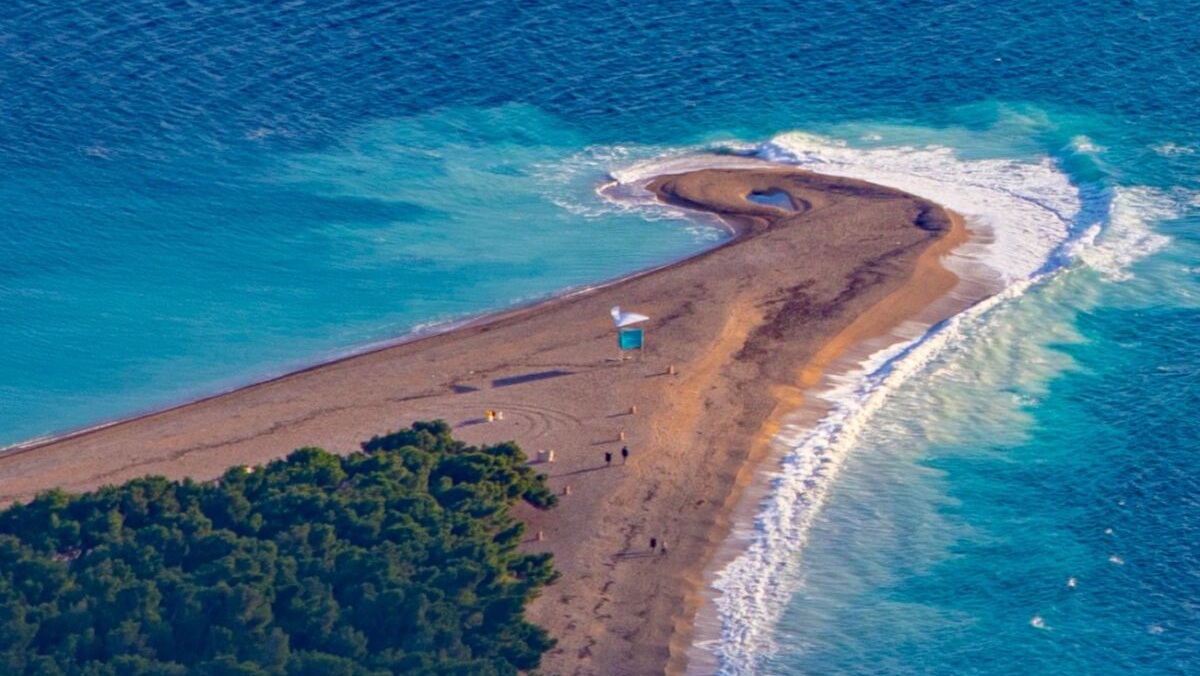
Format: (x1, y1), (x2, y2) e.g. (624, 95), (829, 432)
(0, 421), (559, 675)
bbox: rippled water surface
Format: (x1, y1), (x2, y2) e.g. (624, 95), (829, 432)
(1, 1), (1198, 673)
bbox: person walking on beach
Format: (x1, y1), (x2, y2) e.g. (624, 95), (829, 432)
(604, 451), (612, 467)
(649, 536), (657, 551)
(660, 537), (668, 555)
(621, 446), (629, 464)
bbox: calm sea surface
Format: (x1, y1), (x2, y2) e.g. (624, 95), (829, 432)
(1, 1), (1197, 672)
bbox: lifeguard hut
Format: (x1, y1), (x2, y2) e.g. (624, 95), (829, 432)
(611, 305), (649, 357)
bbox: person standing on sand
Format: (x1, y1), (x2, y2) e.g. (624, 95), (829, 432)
(605, 451), (612, 467)
(649, 537), (657, 551)
(621, 446), (629, 464)
(660, 538), (667, 555)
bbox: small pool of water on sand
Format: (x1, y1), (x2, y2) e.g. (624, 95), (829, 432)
(746, 189), (797, 211)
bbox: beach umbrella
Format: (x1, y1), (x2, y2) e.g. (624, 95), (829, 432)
(611, 306), (650, 328)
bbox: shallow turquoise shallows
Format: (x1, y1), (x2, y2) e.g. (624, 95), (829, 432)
(1, 0), (1197, 673)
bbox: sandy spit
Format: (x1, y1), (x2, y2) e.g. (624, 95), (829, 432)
(0, 167), (977, 675)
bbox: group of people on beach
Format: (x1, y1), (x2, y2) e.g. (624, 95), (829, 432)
(604, 446), (630, 466)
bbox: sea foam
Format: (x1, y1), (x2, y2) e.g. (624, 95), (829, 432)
(600, 129), (1179, 674)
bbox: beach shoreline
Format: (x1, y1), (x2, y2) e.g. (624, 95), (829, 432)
(0, 165), (983, 676)
(679, 207), (983, 674)
(0, 241), (729, 460)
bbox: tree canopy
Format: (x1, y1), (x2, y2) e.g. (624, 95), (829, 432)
(0, 421), (558, 675)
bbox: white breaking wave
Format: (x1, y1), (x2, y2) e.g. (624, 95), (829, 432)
(1151, 142), (1196, 157)
(1070, 135), (1106, 154)
(595, 130), (1181, 674)
(1071, 186), (1176, 282)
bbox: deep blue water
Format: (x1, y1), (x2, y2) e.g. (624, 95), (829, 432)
(1, 0), (1198, 672)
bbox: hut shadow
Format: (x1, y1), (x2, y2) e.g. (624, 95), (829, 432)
(613, 551), (657, 560)
(492, 370), (574, 388)
(549, 466), (609, 478)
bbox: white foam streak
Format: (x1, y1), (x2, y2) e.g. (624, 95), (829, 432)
(606, 151), (767, 186)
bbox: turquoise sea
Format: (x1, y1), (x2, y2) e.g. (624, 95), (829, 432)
(1, 1), (1197, 673)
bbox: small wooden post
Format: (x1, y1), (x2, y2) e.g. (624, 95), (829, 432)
(536, 530), (544, 541)
(618, 431), (626, 441)
(547, 449), (556, 463)
(629, 405), (638, 415)
(668, 365), (676, 375)
(563, 484), (571, 496)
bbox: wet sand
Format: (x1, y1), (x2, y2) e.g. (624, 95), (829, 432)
(0, 167), (976, 675)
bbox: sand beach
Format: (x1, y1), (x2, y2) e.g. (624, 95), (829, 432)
(0, 166), (979, 675)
